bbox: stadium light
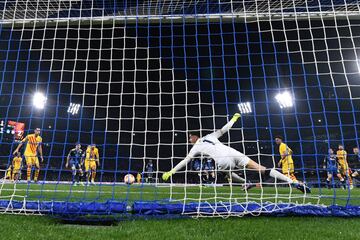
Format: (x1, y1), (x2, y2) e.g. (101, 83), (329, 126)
(67, 103), (81, 115)
(33, 92), (47, 109)
(275, 91), (294, 109)
(237, 102), (252, 114)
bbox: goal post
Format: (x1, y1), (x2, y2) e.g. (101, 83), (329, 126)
(0, 0), (360, 219)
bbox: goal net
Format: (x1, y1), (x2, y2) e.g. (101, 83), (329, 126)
(0, 0), (360, 219)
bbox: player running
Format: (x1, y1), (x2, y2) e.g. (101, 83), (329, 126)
(66, 143), (84, 186)
(275, 136), (298, 183)
(13, 128), (43, 183)
(337, 144), (353, 189)
(323, 148), (345, 189)
(85, 144), (100, 185)
(162, 113), (310, 193)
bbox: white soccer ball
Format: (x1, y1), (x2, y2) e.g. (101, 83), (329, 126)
(124, 174), (135, 185)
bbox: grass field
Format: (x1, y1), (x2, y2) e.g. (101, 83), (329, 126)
(1, 214), (360, 240)
(1, 181), (360, 206)
(1, 182), (360, 239)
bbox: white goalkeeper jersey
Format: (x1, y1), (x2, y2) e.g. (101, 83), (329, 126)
(172, 121), (250, 173)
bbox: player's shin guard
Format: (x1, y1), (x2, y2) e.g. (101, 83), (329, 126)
(34, 169), (40, 181)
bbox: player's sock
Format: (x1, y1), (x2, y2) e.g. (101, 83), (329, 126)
(34, 169), (40, 181)
(326, 180), (331, 188)
(11, 173), (14, 181)
(27, 167), (31, 181)
(267, 169), (293, 184)
(91, 172), (96, 182)
(86, 172), (90, 183)
(78, 173), (83, 182)
(340, 179), (346, 189)
(348, 175), (353, 186)
(231, 172), (246, 183)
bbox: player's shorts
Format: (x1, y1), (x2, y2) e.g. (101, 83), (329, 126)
(217, 149), (251, 170)
(12, 167), (21, 174)
(84, 160), (96, 171)
(282, 163), (295, 175)
(338, 163), (350, 175)
(25, 156), (39, 167)
(69, 160), (81, 168)
(327, 167), (339, 175)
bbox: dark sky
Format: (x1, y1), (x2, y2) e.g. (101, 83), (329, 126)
(0, 17), (360, 179)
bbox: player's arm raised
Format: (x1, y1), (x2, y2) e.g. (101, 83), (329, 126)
(13, 136), (27, 155)
(212, 113), (241, 139)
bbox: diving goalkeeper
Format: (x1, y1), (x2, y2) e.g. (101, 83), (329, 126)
(162, 113), (310, 194)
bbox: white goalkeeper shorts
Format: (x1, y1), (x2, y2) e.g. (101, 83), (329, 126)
(216, 148), (251, 170)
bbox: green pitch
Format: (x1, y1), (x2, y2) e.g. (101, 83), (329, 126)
(0, 214), (359, 240)
(1, 182), (360, 206)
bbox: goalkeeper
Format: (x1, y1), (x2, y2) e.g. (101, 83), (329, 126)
(162, 113), (310, 194)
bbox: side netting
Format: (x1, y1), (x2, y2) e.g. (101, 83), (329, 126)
(0, 0), (360, 219)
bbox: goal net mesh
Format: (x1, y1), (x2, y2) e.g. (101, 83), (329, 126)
(0, 0), (360, 219)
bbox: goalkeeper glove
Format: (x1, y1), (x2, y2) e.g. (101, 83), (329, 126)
(230, 113), (241, 123)
(162, 170), (175, 181)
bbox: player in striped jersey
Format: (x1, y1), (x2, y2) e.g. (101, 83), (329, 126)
(337, 144), (353, 189)
(13, 128), (43, 183)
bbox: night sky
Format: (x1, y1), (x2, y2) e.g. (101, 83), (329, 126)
(0, 15), (360, 181)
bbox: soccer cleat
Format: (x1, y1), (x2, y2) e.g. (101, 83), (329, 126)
(350, 185), (354, 190)
(79, 182), (85, 186)
(242, 182), (256, 191)
(295, 183), (311, 194)
(73, 182), (77, 186)
(91, 180), (96, 185)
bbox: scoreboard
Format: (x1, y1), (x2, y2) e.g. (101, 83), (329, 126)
(0, 120), (25, 142)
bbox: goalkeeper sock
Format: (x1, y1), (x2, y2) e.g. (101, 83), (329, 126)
(34, 169), (40, 181)
(268, 169), (293, 184)
(91, 171), (96, 181)
(27, 167), (31, 181)
(230, 172), (246, 183)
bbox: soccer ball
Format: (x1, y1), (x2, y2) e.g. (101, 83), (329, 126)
(124, 174), (135, 185)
